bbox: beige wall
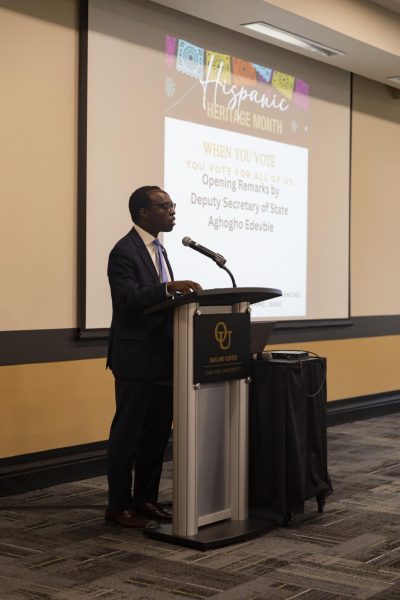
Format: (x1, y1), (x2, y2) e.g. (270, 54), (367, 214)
(351, 76), (400, 316)
(0, 0), (78, 331)
(1, 1), (400, 459)
(0, 360), (114, 457)
(268, 336), (400, 401)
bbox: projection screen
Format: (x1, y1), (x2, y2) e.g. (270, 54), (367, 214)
(83, 0), (350, 330)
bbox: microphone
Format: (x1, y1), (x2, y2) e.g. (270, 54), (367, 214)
(182, 236), (226, 266)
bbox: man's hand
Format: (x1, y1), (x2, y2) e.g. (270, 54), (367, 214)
(167, 280), (202, 295)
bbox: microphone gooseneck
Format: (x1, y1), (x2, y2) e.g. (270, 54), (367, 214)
(182, 236), (237, 287)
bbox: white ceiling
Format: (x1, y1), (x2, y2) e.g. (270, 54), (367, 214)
(150, 0), (400, 90)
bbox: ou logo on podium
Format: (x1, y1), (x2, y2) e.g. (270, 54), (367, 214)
(193, 312), (250, 383)
(214, 321), (232, 350)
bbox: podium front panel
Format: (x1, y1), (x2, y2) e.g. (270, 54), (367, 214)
(197, 382), (231, 525)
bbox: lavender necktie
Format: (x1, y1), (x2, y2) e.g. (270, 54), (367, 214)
(153, 239), (168, 283)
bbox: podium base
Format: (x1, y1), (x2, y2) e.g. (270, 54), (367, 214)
(144, 517), (275, 551)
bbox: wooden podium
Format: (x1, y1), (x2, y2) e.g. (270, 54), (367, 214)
(144, 287), (281, 550)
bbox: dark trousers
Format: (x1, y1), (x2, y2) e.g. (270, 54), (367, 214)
(107, 377), (173, 511)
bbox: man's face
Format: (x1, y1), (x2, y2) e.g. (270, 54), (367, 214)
(142, 189), (176, 236)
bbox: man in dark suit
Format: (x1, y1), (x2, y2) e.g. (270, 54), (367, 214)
(105, 186), (201, 527)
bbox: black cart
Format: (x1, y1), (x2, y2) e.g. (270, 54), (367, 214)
(249, 356), (332, 525)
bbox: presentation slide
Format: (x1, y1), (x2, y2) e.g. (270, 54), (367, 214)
(85, 0), (350, 330)
(165, 118), (308, 317)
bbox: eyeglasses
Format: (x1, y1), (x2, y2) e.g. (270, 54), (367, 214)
(150, 202), (176, 212)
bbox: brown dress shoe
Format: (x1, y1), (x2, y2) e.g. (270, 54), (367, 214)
(133, 501), (172, 522)
(104, 507), (148, 528)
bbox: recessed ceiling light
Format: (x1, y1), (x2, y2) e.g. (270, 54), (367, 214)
(242, 22), (346, 58)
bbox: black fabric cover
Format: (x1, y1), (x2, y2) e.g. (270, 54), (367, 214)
(249, 357), (332, 515)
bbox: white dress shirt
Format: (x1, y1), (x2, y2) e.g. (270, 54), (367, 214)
(132, 223), (171, 295)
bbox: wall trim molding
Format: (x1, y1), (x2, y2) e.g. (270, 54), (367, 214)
(2, 315), (400, 365)
(0, 441), (108, 498)
(0, 328), (107, 366)
(327, 390), (400, 426)
(0, 439), (172, 498)
(0, 393), (398, 497)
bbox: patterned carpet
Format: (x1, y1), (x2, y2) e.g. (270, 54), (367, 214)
(1, 413), (400, 599)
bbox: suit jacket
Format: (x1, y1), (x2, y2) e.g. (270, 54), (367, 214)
(107, 228), (173, 380)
